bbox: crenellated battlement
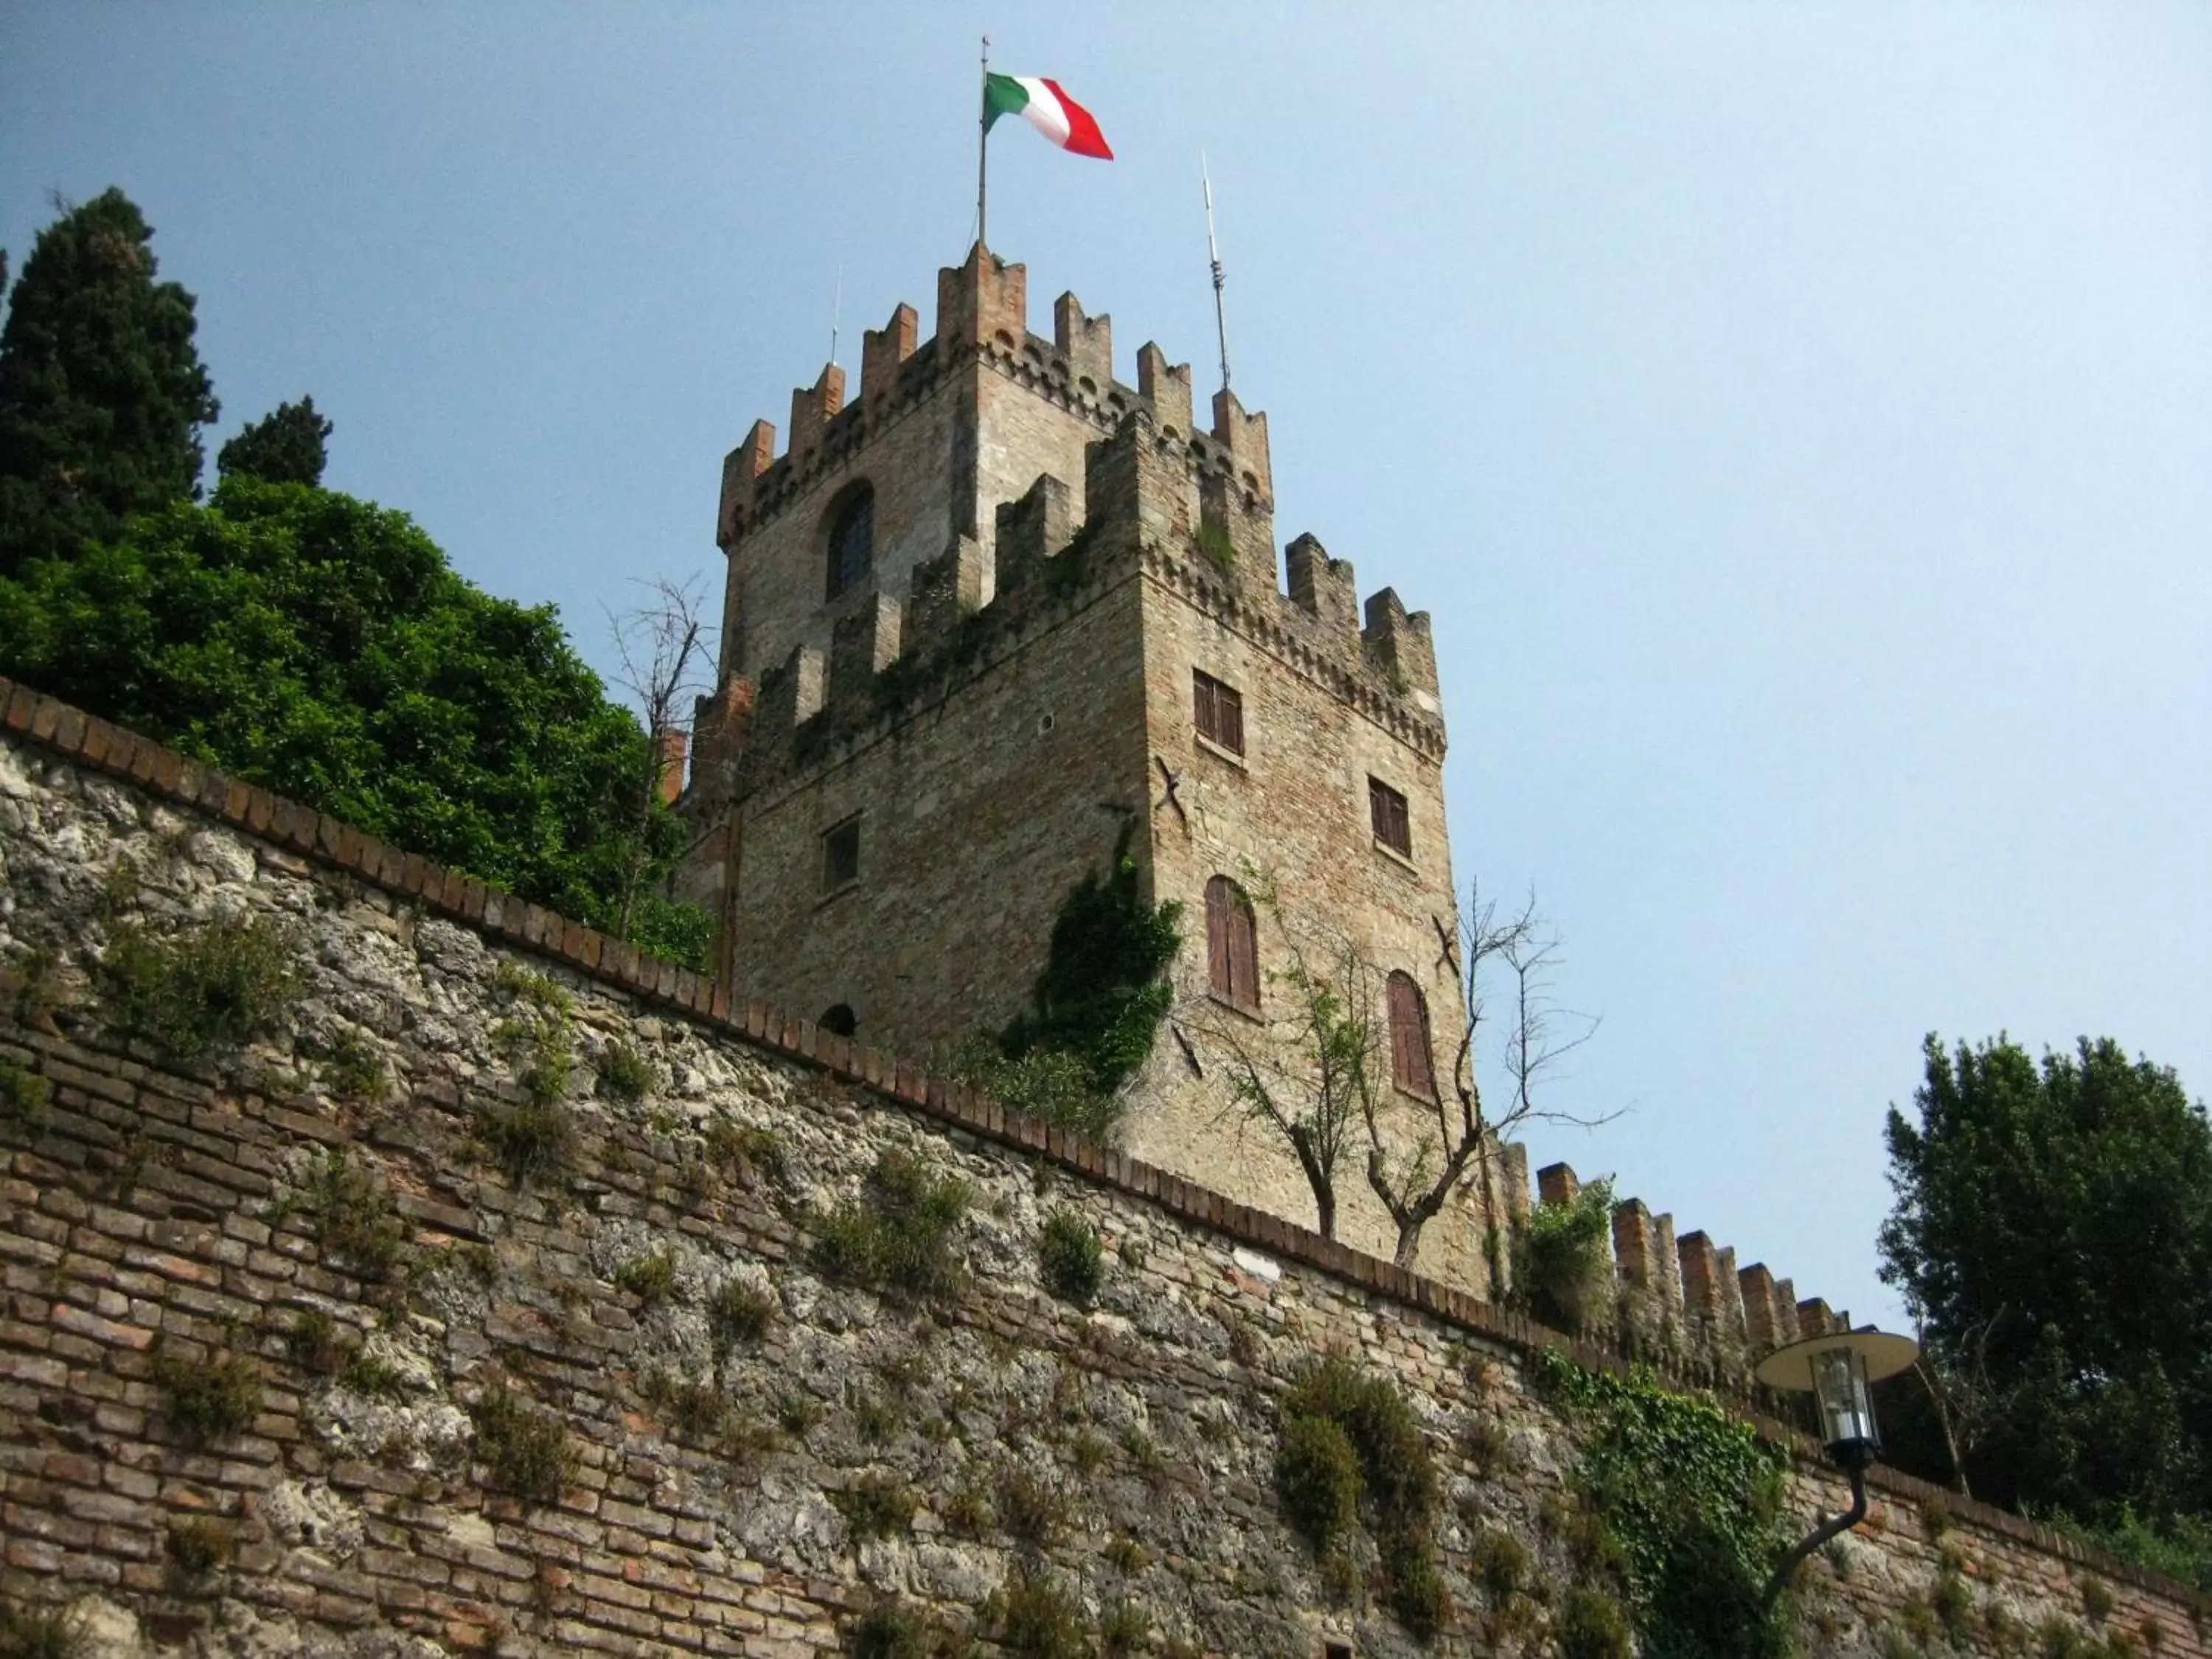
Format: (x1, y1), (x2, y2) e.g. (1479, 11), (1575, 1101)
(1524, 1158), (1848, 1380)
(695, 410), (1445, 809)
(715, 243), (1278, 554)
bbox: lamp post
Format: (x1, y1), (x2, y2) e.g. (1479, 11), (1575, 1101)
(1753, 1328), (1920, 1613)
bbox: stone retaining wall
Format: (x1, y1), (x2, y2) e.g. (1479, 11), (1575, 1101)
(1, 679), (2205, 1658)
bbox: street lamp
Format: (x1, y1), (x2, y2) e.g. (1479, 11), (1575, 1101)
(1753, 1327), (1919, 1611)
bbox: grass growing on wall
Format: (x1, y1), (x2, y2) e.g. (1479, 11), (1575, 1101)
(1534, 1346), (1792, 1659)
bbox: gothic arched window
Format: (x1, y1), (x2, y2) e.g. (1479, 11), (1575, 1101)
(1205, 876), (1260, 1015)
(824, 482), (874, 600)
(1387, 970), (1435, 1099)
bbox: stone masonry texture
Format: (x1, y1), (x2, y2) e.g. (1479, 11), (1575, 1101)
(2, 682), (2207, 1658)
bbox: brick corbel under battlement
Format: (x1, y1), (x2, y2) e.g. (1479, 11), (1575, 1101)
(0, 672), (2204, 1622)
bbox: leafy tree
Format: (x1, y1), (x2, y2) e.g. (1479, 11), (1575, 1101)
(0, 477), (706, 964)
(0, 188), (218, 573)
(218, 396), (332, 487)
(1879, 1034), (2212, 1535)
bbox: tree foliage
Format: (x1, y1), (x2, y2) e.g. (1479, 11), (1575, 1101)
(1879, 1034), (2212, 1538)
(0, 478), (704, 962)
(218, 395), (331, 487)
(0, 188), (219, 573)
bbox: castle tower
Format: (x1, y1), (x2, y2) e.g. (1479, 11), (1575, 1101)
(676, 244), (1480, 1281)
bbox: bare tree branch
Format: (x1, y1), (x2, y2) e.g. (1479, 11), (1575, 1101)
(605, 575), (717, 940)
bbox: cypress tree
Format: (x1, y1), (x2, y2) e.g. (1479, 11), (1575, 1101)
(0, 188), (219, 574)
(218, 396), (332, 487)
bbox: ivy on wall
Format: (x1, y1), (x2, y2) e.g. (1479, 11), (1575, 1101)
(1534, 1347), (1792, 1659)
(950, 823), (1182, 1138)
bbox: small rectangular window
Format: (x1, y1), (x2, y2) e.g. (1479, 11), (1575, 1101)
(1324, 1644), (1356, 1659)
(1369, 777), (1412, 858)
(821, 815), (860, 891)
(1193, 668), (1245, 756)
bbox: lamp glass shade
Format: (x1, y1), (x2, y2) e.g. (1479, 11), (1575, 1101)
(1810, 1345), (1879, 1454)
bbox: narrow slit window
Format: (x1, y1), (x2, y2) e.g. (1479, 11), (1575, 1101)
(1369, 776), (1412, 858)
(824, 483), (874, 600)
(821, 816), (860, 891)
(1193, 668), (1245, 756)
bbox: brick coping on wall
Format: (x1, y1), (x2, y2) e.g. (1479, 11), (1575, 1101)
(2, 672), (2202, 1618)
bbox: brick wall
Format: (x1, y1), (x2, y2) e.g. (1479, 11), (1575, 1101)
(1, 682), (2205, 1659)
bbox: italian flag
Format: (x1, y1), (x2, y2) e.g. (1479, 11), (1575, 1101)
(984, 73), (1114, 159)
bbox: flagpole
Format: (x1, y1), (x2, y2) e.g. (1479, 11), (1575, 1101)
(977, 35), (991, 251)
(1202, 151), (1231, 394)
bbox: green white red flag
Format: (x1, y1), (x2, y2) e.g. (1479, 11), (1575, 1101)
(984, 73), (1113, 159)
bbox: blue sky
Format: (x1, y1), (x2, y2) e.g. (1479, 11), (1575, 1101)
(5, 3), (2208, 1329)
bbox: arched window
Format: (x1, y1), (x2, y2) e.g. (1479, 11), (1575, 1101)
(819, 1004), (858, 1037)
(1387, 971), (1435, 1099)
(824, 483), (874, 600)
(1205, 876), (1260, 1014)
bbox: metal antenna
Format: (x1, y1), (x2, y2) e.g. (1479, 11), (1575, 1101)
(1202, 151), (1231, 394)
(830, 265), (842, 369)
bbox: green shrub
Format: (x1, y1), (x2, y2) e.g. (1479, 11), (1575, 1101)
(2081, 1579), (2115, 1622)
(813, 1148), (970, 1304)
(995, 1568), (1089, 1659)
(707, 1279), (776, 1348)
(1932, 1568), (1975, 1639)
(296, 1148), (411, 1280)
(319, 1030), (388, 1103)
(2042, 1507), (2212, 1596)
(1276, 1355), (1447, 1638)
(284, 1308), (345, 1372)
(342, 1349), (408, 1400)
(616, 1250), (676, 1307)
(703, 1117), (786, 1180)
(1557, 1587), (1635, 1659)
(492, 964), (574, 1103)
(943, 1039), (1121, 1142)
(0, 1601), (86, 1659)
(467, 1384), (571, 1504)
(475, 1098), (575, 1186)
(1462, 1410), (1512, 1475)
(165, 1517), (234, 1577)
(1099, 1599), (1151, 1656)
(1472, 1526), (1530, 1601)
(0, 1059), (52, 1132)
(998, 1467), (1067, 1546)
(847, 1599), (970, 1659)
(594, 1039), (654, 1104)
(1512, 1178), (1615, 1331)
(151, 1340), (262, 1446)
(834, 1472), (918, 1542)
(98, 913), (299, 1059)
(1038, 1209), (1104, 1304)
(1275, 1412), (1362, 1548)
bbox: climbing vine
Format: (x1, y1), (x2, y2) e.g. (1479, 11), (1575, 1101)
(1534, 1347), (1792, 1659)
(955, 823), (1181, 1137)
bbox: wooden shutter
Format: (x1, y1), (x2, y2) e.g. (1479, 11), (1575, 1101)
(1371, 779), (1411, 856)
(1228, 891), (1259, 1012)
(1194, 671), (1217, 745)
(1219, 682), (1245, 755)
(1206, 876), (1233, 998)
(1388, 973), (1433, 1096)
